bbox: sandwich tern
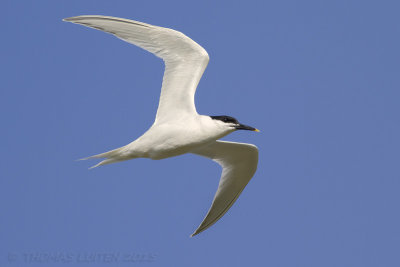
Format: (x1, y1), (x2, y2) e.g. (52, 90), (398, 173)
(64, 15), (259, 236)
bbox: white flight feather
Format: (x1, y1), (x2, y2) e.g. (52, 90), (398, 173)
(63, 15), (209, 123)
(190, 141), (259, 236)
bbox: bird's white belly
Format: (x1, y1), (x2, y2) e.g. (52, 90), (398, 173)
(129, 123), (229, 160)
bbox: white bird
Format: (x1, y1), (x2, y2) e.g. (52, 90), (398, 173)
(63, 15), (259, 237)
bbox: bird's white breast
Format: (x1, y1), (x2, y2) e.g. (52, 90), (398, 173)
(126, 115), (233, 160)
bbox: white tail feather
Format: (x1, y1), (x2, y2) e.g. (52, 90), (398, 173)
(79, 145), (127, 161)
(89, 158), (123, 169)
(79, 145), (130, 169)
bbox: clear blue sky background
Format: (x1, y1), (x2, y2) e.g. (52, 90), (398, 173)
(2, 0), (400, 266)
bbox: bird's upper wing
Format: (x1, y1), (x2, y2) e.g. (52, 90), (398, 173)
(63, 15), (209, 123)
(190, 140), (259, 236)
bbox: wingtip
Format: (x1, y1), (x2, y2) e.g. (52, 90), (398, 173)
(62, 17), (73, 22)
(190, 227), (204, 237)
(63, 16), (84, 22)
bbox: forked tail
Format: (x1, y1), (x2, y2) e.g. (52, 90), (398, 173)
(79, 145), (129, 169)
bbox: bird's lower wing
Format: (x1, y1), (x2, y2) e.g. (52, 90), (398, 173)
(190, 140), (259, 236)
(63, 15), (209, 123)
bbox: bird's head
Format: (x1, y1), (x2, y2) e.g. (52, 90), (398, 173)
(210, 115), (259, 133)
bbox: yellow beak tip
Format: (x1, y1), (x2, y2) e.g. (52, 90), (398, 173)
(254, 128), (260, 132)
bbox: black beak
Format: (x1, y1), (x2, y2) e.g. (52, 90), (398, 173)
(235, 124), (260, 132)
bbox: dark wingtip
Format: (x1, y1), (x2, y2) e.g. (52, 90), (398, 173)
(190, 231), (199, 238)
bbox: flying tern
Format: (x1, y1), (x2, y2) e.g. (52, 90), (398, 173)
(64, 15), (259, 236)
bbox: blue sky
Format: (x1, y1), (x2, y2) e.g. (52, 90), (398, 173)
(2, 0), (400, 266)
